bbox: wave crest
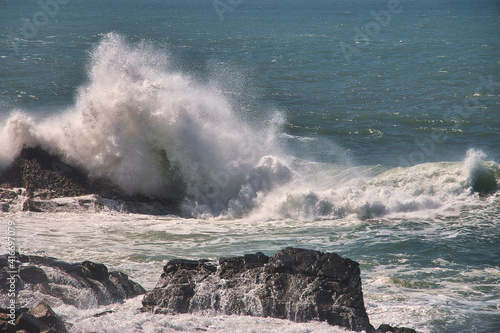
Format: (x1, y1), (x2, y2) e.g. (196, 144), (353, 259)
(0, 33), (288, 216)
(1, 34), (497, 220)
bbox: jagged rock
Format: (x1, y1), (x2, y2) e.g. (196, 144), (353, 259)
(0, 254), (146, 309)
(0, 146), (179, 214)
(0, 146), (125, 199)
(376, 324), (417, 333)
(0, 188), (17, 212)
(0, 203), (9, 212)
(27, 300), (68, 333)
(142, 247), (375, 332)
(21, 198), (42, 212)
(0, 300), (68, 333)
(14, 312), (44, 333)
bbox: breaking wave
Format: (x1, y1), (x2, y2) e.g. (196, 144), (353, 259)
(0, 33), (498, 219)
(0, 33), (289, 217)
(253, 150), (499, 221)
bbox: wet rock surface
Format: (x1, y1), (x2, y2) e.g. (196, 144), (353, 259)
(0, 251), (416, 332)
(0, 146), (120, 199)
(0, 254), (146, 309)
(143, 247), (375, 332)
(0, 300), (69, 333)
(376, 324), (417, 333)
(0, 146), (178, 214)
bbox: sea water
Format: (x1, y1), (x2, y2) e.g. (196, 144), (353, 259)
(0, 1), (499, 332)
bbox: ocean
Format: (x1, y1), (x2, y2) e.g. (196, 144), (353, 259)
(0, 0), (499, 332)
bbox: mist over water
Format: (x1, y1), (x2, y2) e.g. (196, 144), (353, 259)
(1, 33), (498, 222)
(0, 33), (293, 216)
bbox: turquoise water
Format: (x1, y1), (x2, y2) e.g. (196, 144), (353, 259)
(1, 1), (500, 332)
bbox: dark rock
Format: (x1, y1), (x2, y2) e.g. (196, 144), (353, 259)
(376, 324), (418, 333)
(14, 312), (44, 333)
(0, 253), (146, 308)
(0, 146), (180, 214)
(79, 261), (109, 282)
(108, 271), (149, 299)
(0, 203), (9, 212)
(27, 301), (68, 333)
(92, 310), (114, 318)
(142, 247), (375, 332)
(0, 301), (68, 333)
(0, 189), (17, 200)
(21, 199), (42, 212)
(0, 146), (126, 199)
(19, 266), (49, 285)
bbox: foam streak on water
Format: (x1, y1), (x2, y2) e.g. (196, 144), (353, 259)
(2, 190), (499, 333)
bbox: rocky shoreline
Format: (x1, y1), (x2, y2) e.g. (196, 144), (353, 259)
(0, 250), (416, 333)
(0, 253), (146, 333)
(142, 247), (373, 331)
(0, 148), (417, 332)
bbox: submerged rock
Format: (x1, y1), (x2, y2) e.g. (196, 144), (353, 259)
(0, 254), (146, 309)
(142, 247), (375, 332)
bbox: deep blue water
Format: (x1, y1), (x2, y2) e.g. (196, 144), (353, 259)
(1, 0), (499, 166)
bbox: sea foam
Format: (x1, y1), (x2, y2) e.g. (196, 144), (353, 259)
(0, 34), (498, 220)
(0, 33), (288, 216)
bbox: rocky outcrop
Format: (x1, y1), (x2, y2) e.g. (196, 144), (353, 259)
(142, 247), (374, 332)
(0, 146), (178, 214)
(0, 146), (122, 199)
(0, 254), (146, 309)
(1, 300), (68, 333)
(376, 324), (417, 333)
